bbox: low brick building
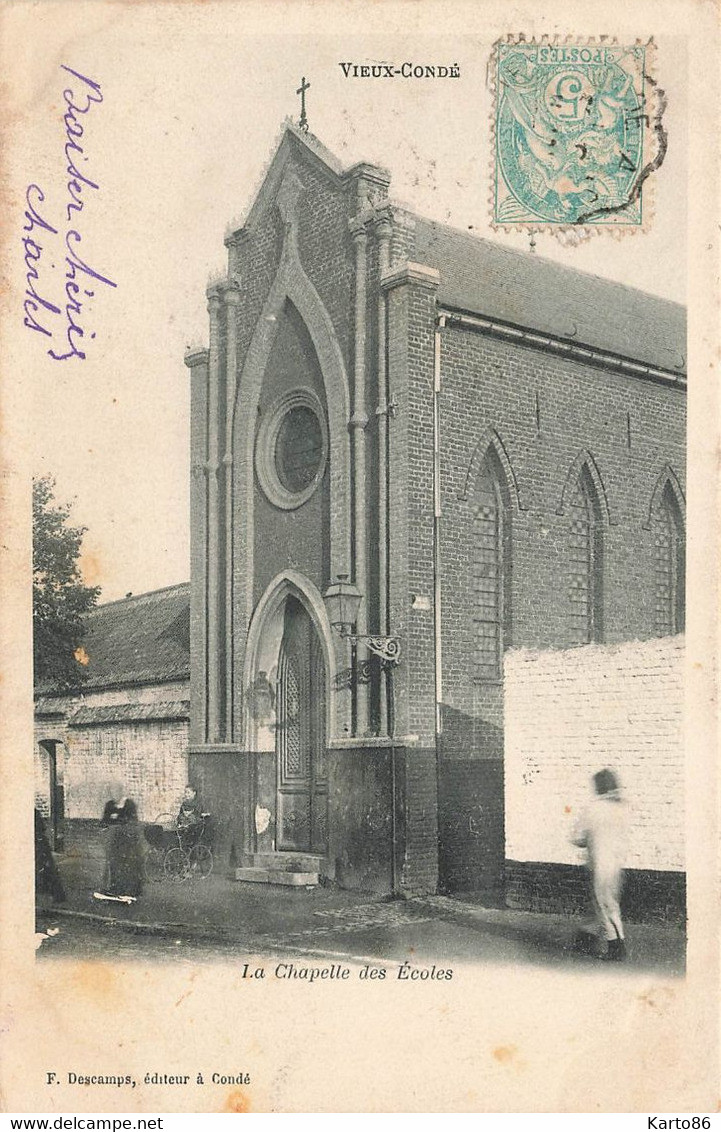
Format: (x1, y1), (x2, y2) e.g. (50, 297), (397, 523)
(178, 121), (685, 911)
(34, 585), (191, 849)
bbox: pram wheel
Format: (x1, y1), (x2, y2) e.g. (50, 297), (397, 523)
(188, 844), (213, 880)
(164, 846), (190, 881)
(144, 847), (165, 882)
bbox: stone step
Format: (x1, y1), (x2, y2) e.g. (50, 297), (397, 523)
(239, 852), (325, 873)
(234, 866), (319, 887)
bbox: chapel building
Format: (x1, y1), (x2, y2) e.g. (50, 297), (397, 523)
(182, 121), (686, 909)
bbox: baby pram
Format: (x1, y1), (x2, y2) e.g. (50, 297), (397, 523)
(143, 813), (213, 882)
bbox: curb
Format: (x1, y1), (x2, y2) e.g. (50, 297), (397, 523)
(38, 905), (249, 946)
(36, 906), (400, 965)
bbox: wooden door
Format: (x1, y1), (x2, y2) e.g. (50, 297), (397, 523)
(276, 597), (328, 853)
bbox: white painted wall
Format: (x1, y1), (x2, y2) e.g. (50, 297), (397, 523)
(504, 637), (684, 872)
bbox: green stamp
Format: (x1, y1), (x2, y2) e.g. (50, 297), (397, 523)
(493, 40), (663, 228)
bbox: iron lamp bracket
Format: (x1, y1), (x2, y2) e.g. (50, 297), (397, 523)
(332, 627), (402, 666)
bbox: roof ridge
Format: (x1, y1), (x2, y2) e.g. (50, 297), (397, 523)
(412, 212), (686, 312)
(90, 581), (190, 612)
(225, 121), (347, 241)
(285, 120), (347, 176)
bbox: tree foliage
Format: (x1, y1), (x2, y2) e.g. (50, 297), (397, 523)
(33, 476), (101, 689)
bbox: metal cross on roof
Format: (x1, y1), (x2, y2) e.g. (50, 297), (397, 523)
(296, 76), (310, 133)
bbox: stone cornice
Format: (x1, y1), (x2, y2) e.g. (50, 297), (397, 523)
(381, 261), (441, 292)
(328, 734), (422, 750)
(345, 161), (392, 188)
(222, 283), (242, 305)
(184, 347), (209, 369)
(188, 743), (246, 755)
(349, 217), (369, 242)
(373, 207), (394, 237)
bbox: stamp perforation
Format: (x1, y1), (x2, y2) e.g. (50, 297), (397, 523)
(489, 35), (662, 241)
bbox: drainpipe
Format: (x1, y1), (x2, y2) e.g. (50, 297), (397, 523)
(375, 210), (392, 735)
(375, 212), (397, 892)
(223, 285), (241, 742)
(389, 664), (398, 895)
(433, 316), (445, 805)
(350, 218), (369, 735)
(206, 290), (222, 743)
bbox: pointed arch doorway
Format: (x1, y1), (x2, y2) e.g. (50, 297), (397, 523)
(243, 572), (336, 863)
(275, 595), (328, 853)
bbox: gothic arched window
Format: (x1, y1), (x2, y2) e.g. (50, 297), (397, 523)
(567, 466), (604, 644)
(472, 454), (511, 681)
(654, 481), (685, 636)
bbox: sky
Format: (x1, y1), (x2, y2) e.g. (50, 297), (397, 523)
(7, 4), (688, 601)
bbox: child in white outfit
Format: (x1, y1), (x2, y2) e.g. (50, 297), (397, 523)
(572, 768), (629, 960)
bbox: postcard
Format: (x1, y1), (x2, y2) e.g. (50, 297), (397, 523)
(1, 0), (718, 1114)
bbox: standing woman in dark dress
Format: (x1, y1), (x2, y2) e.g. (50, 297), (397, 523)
(98, 797), (144, 900)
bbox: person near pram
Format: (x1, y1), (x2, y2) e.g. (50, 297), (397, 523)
(176, 784), (204, 850)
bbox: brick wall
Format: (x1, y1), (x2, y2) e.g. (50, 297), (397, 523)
(34, 679), (190, 824)
(438, 760), (504, 895)
(504, 637), (684, 872)
(504, 860), (686, 922)
(327, 745), (393, 893)
(230, 207), (285, 364)
(295, 160), (354, 371)
(397, 747), (439, 896)
(438, 328), (685, 658)
(438, 329), (685, 754)
(384, 272), (441, 895)
(64, 719), (189, 824)
(386, 275), (440, 747)
(405, 286), (440, 745)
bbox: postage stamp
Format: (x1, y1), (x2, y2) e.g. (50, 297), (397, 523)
(492, 39), (664, 229)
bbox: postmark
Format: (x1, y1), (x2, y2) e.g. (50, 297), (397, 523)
(492, 38), (665, 230)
